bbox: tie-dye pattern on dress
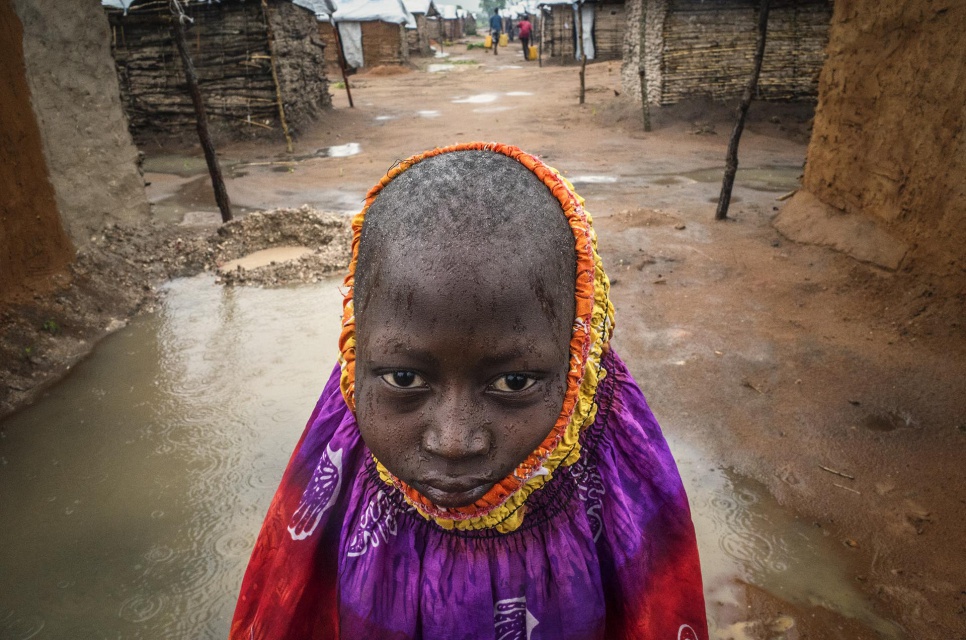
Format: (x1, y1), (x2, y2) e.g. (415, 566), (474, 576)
(230, 351), (708, 639)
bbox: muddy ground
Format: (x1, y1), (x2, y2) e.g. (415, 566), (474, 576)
(2, 40), (964, 638)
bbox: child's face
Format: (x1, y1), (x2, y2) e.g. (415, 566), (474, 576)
(354, 256), (572, 509)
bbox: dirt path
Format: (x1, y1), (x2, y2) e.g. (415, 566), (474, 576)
(8, 39), (964, 638)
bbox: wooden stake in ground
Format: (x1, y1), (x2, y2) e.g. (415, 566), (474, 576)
(637, 0), (651, 132)
(260, 0), (293, 153)
(169, 0), (232, 223)
(332, 20), (355, 108)
(577, 3), (586, 105)
(715, 0), (770, 221)
(538, 10), (544, 68)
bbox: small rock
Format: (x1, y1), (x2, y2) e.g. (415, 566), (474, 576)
(674, 223), (686, 230)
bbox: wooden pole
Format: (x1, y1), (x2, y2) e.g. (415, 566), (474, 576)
(260, 0), (293, 153)
(715, 0), (770, 221)
(637, 0), (651, 132)
(169, 0), (232, 223)
(577, 3), (586, 105)
(331, 20), (354, 108)
(538, 9), (544, 68)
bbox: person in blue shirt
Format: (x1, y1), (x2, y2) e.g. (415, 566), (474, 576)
(489, 9), (502, 55)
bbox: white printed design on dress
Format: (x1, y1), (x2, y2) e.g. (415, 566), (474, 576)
(287, 444), (344, 541)
(493, 596), (539, 640)
(571, 456), (605, 542)
(678, 623), (699, 640)
(346, 490), (401, 557)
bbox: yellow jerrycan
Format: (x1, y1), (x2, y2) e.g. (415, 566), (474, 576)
(499, 33), (509, 47)
(484, 34), (493, 48)
(528, 44), (538, 60)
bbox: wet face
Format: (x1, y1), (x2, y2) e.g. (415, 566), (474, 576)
(354, 254), (573, 509)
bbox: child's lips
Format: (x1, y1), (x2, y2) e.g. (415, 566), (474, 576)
(415, 476), (495, 508)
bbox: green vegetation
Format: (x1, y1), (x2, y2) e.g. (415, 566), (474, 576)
(332, 81), (346, 89)
(41, 319), (60, 335)
(466, 43), (487, 50)
(451, 59), (479, 64)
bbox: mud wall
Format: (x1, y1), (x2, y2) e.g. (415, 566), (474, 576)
(360, 21), (408, 67)
(621, 0), (831, 104)
(0, 0), (73, 299)
(801, 0), (966, 274)
(10, 0), (149, 251)
(106, 0), (329, 142)
(266, 1), (332, 128)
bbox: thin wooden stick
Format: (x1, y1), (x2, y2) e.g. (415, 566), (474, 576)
(331, 21), (355, 108)
(637, 0), (650, 131)
(577, 3), (586, 104)
(169, 0), (232, 223)
(819, 465), (855, 480)
(716, 0), (770, 221)
(833, 483), (861, 495)
(260, 0), (293, 153)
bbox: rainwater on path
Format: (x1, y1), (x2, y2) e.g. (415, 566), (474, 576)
(0, 278), (903, 638)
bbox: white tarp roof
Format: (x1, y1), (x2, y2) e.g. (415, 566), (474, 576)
(401, 0), (434, 15)
(103, 0), (334, 17)
(293, 0), (337, 17)
(438, 3), (460, 19)
(332, 0), (411, 23)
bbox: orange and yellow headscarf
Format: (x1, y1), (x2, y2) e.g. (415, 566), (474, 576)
(338, 142), (614, 533)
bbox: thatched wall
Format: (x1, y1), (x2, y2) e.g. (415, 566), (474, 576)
(540, 1), (624, 62)
(593, 1), (625, 59)
(621, 0), (831, 104)
(105, 0), (330, 142)
(541, 4), (575, 60)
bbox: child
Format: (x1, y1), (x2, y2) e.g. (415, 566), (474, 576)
(230, 143), (708, 639)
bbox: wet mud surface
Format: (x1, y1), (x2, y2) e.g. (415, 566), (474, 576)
(2, 37), (965, 639)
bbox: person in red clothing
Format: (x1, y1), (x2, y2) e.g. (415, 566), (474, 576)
(519, 14), (533, 60)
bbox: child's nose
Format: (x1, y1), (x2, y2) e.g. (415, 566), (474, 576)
(422, 391), (491, 460)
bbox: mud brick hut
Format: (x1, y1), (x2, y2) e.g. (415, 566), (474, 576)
(102, 0), (331, 143)
(318, 0), (411, 71)
(436, 3), (467, 41)
(538, 0), (626, 62)
(621, 0), (832, 105)
(3, 0), (150, 300)
(402, 0), (439, 55)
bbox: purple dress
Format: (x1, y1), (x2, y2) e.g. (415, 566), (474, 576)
(231, 350), (708, 639)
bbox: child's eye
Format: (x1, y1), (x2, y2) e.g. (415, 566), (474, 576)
(381, 371), (427, 389)
(489, 374), (537, 393)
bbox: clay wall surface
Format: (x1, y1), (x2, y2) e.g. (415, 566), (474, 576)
(802, 0), (966, 274)
(11, 0), (149, 249)
(319, 22), (342, 72)
(621, 0), (830, 104)
(360, 20), (408, 66)
(0, 0), (73, 299)
(106, 0), (329, 141)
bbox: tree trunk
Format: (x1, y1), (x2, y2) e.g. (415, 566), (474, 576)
(637, 0), (651, 132)
(170, 0), (233, 223)
(715, 0), (770, 221)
